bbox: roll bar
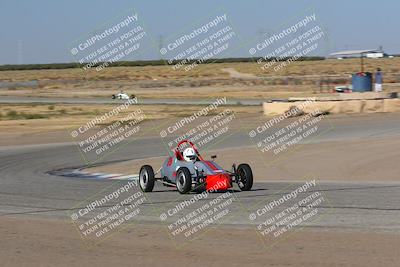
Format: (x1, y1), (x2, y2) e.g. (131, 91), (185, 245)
(175, 140), (204, 161)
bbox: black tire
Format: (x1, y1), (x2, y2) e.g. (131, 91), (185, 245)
(112, 95), (116, 99)
(176, 167), (192, 194)
(139, 165), (155, 192)
(130, 94), (136, 99)
(237, 163), (253, 191)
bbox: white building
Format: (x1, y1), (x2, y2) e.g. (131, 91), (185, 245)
(365, 52), (385, 58)
(331, 49), (390, 59)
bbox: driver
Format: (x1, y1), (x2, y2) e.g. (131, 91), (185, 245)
(183, 147), (197, 162)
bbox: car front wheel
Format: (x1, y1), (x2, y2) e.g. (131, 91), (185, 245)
(139, 165), (155, 192)
(176, 167), (192, 194)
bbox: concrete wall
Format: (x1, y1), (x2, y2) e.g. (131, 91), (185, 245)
(264, 98), (400, 116)
(288, 92), (397, 102)
(383, 99), (400, 112)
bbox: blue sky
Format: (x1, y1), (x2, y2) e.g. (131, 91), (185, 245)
(1, 0), (399, 64)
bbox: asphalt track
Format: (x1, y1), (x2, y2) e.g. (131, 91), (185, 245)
(0, 96), (263, 105)
(0, 114), (400, 233)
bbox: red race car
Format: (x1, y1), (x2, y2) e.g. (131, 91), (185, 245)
(139, 140), (253, 194)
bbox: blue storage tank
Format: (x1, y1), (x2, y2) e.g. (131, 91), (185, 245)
(352, 72), (372, 92)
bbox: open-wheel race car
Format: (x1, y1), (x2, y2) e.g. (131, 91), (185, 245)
(112, 91), (136, 100)
(139, 140), (253, 194)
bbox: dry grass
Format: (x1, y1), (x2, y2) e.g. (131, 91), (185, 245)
(1, 58), (399, 81)
(228, 58), (400, 76)
(0, 103), (261, 135)
(0, 58), (399, 100)
(0, 64), (228, 82)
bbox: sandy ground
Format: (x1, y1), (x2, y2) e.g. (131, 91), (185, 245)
(1, 216), (398, 267)
(0, 105), (262, 146)
(1, 108), (399, 266)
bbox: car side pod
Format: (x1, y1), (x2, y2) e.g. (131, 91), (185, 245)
(205, 173), (232, 191)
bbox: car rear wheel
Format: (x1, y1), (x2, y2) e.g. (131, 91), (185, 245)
(237, 163), (253, 191)
(176, 167), (192, 194)
(112, 94), (116, 99)
(139, 165), (155, 192)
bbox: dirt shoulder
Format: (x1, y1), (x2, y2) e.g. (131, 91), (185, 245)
(0, 215), (398, 267)
(0, 104), (260, 146)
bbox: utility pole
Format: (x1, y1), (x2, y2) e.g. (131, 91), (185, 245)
(158, 35), (164, 60)
(17, 40), (23, 64)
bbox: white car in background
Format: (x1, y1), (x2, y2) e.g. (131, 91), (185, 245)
(112, 92), (136, 100)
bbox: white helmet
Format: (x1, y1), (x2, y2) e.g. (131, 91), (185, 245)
(183, 147), (196, 162)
